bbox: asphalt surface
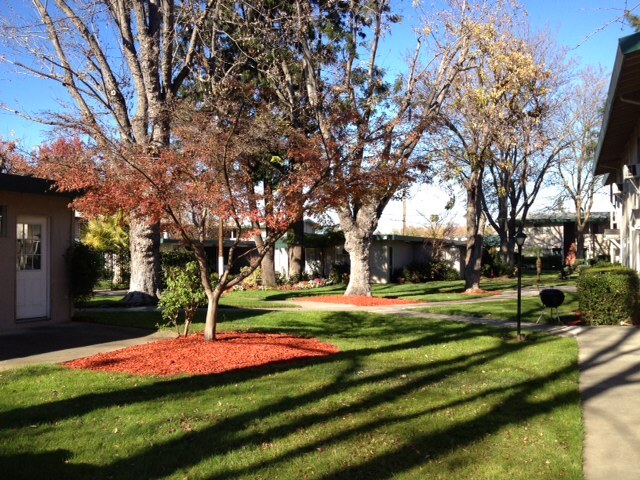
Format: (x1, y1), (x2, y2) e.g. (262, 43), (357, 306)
(0, 321), (173, 370)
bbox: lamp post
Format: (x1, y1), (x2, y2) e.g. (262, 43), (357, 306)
(515, 230), (527, 341)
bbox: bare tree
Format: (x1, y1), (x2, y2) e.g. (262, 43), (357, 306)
(438, 4), (555, 291)
(0, 0), (220, 303)
(554, 66), (608, 259)
(481, 31), (571, 268)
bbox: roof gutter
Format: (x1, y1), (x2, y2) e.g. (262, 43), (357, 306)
(593, 31), (640, 178)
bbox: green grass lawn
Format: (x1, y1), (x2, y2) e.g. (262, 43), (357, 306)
(79, 272), (574, 309)
(77, 293), (298, 310)
(417, 292), (580, 325)
(0, 310), (582, 479)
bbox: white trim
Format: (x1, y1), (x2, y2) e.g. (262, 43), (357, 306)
(16, 215), (50, 320)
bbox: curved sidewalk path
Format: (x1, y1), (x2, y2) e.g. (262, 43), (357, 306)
(2, 287), (639, 479)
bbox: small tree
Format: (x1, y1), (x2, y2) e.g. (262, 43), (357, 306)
(159, 262), (207, 337)
(33, 101), (328, 341)
(82, 213), (129, 287)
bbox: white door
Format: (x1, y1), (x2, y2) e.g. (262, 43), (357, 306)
(16, 216), (49, 320)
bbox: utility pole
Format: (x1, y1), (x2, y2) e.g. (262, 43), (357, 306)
(218, 218), (224, 274)
(402, 190), (407, 236)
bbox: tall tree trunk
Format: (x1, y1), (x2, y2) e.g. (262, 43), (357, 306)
(256, 180), (277, 288)
(497, 194), (509, 266)
(576, 224), (586, 260)
(261, 245), (277, 288)
(506, 215), (517, 269)
(343, 230), (373, 296)
(252, 231), (277, 288)
(339, 204), (378, 297)
(464, 170), (485, 292)
(112, 253), (124, 286)
(123, 215), (161, 305)
(288, 218), (305, 280)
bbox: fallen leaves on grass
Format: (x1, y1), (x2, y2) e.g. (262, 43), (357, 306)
(296, 295), (421, 306)
(63, 332), (339, 377)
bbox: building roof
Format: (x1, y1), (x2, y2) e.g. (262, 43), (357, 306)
(372, 234), (466, 247)
(594, 31), (640, 178)
(0, 173), (77, 197)
(525, 212), (610, 225)
(160, 238), (256, 249)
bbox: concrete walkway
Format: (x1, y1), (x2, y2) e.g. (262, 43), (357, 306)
(573, 326), (640, 480)
(2, 288), (638, 480)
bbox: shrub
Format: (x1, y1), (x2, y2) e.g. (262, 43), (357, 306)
(329, 263), (349, 285)
(241, 266), (262, 289)
(66, 241), (103, 302)
(161, 248), (197, 270)
(482, 250), (511, 277)
(430, 259), (460, 281)
(159, 261), (208, 336)
(393, 260), (459, 283)
(576, 266), (640, 326)
(590, 259), (615, 268)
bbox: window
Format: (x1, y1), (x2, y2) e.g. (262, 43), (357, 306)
(0, 205), (6, 236)
(16, 222), (42, 270)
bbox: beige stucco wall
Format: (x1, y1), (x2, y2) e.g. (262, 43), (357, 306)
(0, 190), (74, 331)
(607, 121), (640, 270)
(369, 243), (390, 283)
(526, 224), (608, 260)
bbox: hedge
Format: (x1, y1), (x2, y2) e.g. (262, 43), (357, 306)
(576, 266), (640, 326)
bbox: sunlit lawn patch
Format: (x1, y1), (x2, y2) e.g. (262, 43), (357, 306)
(79, 273), (574, 309)
(417, 292), (580, 325)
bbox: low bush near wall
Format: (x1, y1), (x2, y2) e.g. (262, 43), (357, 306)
(576, 266), (640, 325)
(67, 241), (103, 302)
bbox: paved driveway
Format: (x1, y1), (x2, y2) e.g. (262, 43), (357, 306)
(0, 321), (173, 371)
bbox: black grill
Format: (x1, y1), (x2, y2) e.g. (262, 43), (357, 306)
(539, 289), (565, 308)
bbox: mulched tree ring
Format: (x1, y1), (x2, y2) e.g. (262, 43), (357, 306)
(295, 295), (421, 306)
(462, 290), (503, 296)
(63, 332), (340, 377)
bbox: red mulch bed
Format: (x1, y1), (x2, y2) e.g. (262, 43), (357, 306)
(296, 295), (421, 306)
(462, 290), (503, 296)
(63, 332), (340, 377)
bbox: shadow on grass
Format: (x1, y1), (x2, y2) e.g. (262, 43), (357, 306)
(0, 312), (579, 479)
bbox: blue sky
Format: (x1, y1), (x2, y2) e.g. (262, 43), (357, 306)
(0, 0), (635, 149)
(0, 0), (637, 229)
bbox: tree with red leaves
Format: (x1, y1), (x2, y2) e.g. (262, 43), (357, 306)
(0, 0), (223, 305)
(33, 98), (328, 340)
(0, 140), (24, 174)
